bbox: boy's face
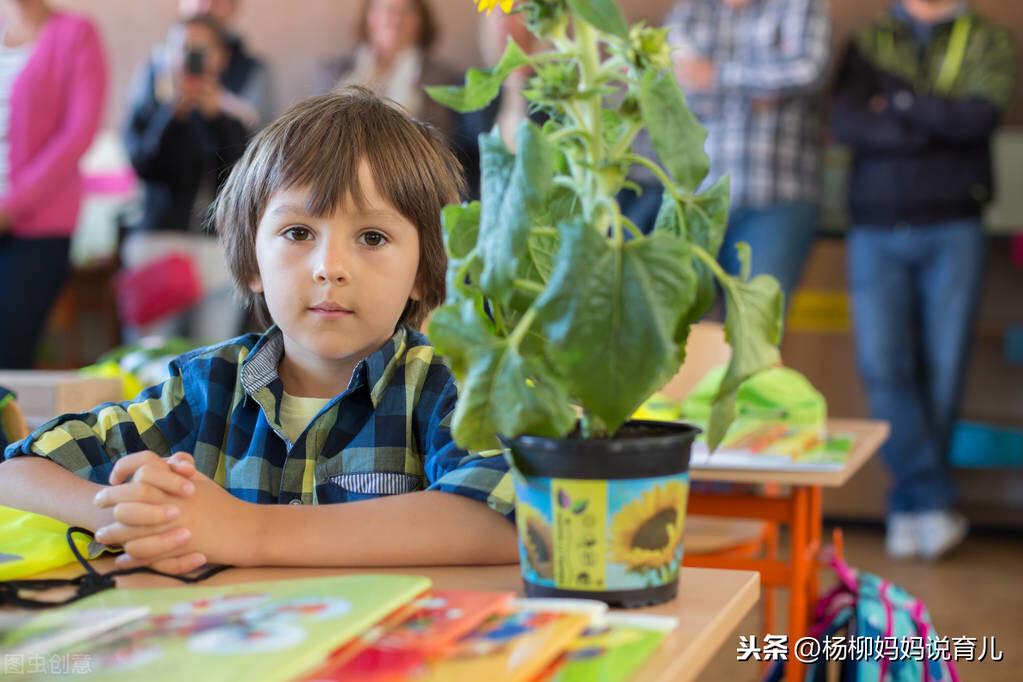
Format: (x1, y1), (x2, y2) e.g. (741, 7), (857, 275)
(250, 162), (421, 373)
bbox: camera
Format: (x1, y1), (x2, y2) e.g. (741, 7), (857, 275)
(184, 47), (206, 75)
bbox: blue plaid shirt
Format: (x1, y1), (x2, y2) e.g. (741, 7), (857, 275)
(4, 327), (514, 519)
(663, 0), (831, 208)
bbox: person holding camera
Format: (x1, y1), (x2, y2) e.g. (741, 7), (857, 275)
(121, 13), (248, 342)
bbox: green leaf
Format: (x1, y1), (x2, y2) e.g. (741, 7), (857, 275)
(451, 340), (577, 450)
(428, 300), (495, 380)
(537, 221), (696, 432)
(707, 260), (784, 449)
(654, 176), (730, 328)
(441, 202), (481, 260)
(478, 122), (554, 302)
(568, 0), (629, 38)
(425, 39), (530, 113)
(638, 70), (709, 193)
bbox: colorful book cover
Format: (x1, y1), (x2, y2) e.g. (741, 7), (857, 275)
(691, 420), (855, 471)
(43, 574), (430, 682)
(409, 598), (606, 682)
(301, 590), (514, 682)
(535, 613), (678, 682)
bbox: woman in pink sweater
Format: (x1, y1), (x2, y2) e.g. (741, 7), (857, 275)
(0, 0), (107, 368)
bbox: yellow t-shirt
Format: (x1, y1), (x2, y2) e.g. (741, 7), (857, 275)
(279, 392), (331, 444)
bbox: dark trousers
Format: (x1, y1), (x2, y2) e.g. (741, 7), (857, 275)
(0, 235), (72, 368)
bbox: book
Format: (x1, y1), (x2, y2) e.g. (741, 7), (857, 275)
(51, 574), (430, 681)
(410, 598), (606, 682)
(536, 613), (678, 682)
(300, 590), (514, 681)
(690, 420), (855, 472)
(0, 607), (150, 659)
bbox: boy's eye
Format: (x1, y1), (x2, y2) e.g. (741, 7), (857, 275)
(283, 226), (312, 241)
(358, 230), (388, 247)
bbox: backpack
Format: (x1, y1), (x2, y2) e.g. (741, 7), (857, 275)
(766, 556), (959, 682)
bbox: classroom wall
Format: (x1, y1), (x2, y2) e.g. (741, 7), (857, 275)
(54, 0), (1023, 130)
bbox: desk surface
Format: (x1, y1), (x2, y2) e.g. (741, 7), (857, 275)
(36, 561), (759, 682)
(690, 417), (889, 487)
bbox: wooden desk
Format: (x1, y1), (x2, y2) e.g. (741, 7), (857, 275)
(684, 418), (890, 682)
(34, 561), (759, 682)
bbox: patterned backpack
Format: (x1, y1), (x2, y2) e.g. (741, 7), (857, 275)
(767, 556), (959, 682)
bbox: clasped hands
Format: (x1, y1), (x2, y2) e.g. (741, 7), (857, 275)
(92, 451), (253, 575)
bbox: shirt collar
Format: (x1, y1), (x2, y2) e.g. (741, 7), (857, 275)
(240, 325), (411, 409)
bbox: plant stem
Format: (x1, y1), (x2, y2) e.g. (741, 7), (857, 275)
(623, 154), (683, 202)
(580, 409), (608, 439)
(508, 307), (537, 351)
(514, 279), (545, 296)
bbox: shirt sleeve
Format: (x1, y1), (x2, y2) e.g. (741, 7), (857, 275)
(2, 363), (197, 486)
(716, 0), (831, 97)
(421, 374), (515, 522)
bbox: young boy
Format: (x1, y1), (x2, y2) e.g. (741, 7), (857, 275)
(0, 88), (517, 574)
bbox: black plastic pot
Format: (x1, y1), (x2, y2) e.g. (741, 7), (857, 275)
(505, 420), (698, 608)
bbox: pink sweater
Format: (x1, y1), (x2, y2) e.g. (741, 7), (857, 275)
(1, 12), (107, 238)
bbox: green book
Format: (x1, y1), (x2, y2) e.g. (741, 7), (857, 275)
(39, 574), (430, 681)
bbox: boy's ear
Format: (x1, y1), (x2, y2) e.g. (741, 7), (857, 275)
(248, 274), (264, 294)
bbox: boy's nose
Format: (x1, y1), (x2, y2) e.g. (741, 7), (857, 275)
(312, 245), (351, 285)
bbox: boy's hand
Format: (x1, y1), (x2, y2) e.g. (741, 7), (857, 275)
(94, 451), (206, 574)
(97, 467), (256, 574)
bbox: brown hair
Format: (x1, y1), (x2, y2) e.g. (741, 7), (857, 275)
(212, 87), (463, 330)
(356, 0), (438, 51)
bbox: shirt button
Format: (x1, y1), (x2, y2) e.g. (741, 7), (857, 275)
(290, 498), (303, 505)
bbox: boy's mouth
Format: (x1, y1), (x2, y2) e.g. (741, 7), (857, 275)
(309, 301), (355, 317)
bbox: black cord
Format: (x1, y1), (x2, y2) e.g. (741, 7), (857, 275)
(0, 527), (231, 609)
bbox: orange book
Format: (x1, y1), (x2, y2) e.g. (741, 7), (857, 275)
(409, 599), (605, 682)
(299, 590), (514, 682)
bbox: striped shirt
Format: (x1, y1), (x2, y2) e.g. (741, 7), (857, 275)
(4, 326), (515, 519)
(664, 0), (831, 208)
(0, 33), (31, 197)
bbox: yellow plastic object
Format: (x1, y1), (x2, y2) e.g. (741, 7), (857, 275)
(80, 361), (144, 401)
(0, 506), (98, 580)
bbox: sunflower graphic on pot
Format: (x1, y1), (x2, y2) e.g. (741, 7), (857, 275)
(609, 481), (689, 581)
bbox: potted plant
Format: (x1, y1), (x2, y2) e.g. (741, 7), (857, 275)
(426, 0), (783, 607)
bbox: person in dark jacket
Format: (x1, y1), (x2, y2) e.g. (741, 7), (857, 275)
(124, 14), (247, 234)
(832, 0), (1016, 560)
(178, 0), (272, 129)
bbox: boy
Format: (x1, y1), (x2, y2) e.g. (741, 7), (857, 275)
(0, 88), (517, 574)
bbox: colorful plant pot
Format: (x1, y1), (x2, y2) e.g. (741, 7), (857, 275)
(505, 421), (697, 608)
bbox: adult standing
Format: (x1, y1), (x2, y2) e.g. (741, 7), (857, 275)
(321, 0), (457, 140)
(664, 0), (830, 299)
(0, 0), (107, 368)
(832, 0), (1016, 559)
(178, 0), (272, 130)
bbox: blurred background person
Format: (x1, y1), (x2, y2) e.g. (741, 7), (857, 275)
(179, 0), (272, 130)
(0, 0), (107, 368)
(832, 0), (1017, 560)
(453, 9), (543, 200)
(663, 0), (830, 300)
(320, 0), (456, 139)
(121, 13), (247, 342)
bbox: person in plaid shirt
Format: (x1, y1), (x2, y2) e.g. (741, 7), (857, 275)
(664, 0), (831, 298)
(0, 88), (517, 574)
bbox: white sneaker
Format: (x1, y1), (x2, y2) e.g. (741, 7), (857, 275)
(915, 510), (969, 561)
(886, 513), (920, 559)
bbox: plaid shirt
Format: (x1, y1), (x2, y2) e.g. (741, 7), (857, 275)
(4, 327), (514, 519)
(664, 0), (830, 208)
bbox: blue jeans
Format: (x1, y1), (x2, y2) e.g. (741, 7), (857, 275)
(719, 202), (817, 302)
(618, 182), (664, 236)
(848, 220), (986, 514)
(0, 236), (72, 368)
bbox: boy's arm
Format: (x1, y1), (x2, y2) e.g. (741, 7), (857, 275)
(2, 367), (196, 486)
(0, 457), (114, 531)
(253, 491), (518, 567)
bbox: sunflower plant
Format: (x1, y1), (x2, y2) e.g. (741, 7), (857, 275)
(426, 0), (782, 451)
